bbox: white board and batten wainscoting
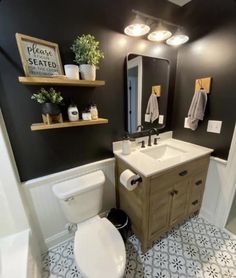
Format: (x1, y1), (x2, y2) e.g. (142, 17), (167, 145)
(22, 158), (116, 252)
(22, 125), (236, 252)
(200, 123), (236, 234)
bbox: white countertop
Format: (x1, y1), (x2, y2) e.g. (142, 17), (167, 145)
(114, 138), (213, 177)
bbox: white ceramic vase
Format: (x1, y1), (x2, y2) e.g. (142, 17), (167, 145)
(79, 64), (96, 81)
(64, 64), (80, 80)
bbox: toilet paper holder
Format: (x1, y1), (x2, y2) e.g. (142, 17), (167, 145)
(131, 175), (142, 185)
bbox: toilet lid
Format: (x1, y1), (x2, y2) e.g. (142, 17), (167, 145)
(74, 216), (126, 278)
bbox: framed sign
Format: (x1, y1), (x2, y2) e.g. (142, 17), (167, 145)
(15, 33), (64, 77)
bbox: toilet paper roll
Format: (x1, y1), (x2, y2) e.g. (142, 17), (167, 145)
(120, 169), (139, 191)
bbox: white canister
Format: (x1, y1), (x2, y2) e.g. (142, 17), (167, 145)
(68, 104), (79, 121)
(122, 138), (131, 155)
(130, 138), (137, 152)
(90, 105), (98, 120)
(64, 64), (80, 80)
(82, 112), (92, 121)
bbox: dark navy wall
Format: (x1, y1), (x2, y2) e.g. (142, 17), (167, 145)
(171, 0), (236, 159)
(0, 0), (180, 181)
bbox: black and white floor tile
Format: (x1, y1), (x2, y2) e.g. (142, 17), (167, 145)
(42, 216), (236, 277)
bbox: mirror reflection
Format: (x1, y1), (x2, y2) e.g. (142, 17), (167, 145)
(126, 54), (170, 133)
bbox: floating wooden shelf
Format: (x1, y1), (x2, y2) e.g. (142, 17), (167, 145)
(18, 76), (105, 87)
(31, 118), (108, 131)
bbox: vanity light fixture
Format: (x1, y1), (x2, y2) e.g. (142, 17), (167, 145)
(125, 10), (189, 46)
(124, 14), (150, 37)
(147, 22), (172, 42)
(166, 28), (189, 46)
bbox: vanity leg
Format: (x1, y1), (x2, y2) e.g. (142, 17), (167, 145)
(141, 241), (152, 254)
(141, 243), (148, 253)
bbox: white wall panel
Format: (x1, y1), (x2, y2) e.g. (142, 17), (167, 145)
(201, 124), (236, 230)
(200, 157), (226, 224)
(0, 110), (29, 236)
(23, 158), (116, 250)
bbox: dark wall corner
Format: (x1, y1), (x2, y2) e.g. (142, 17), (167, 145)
(171, 0), (236, 159)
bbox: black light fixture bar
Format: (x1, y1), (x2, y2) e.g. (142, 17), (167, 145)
(124, 9), (189, 45)
(132, 9), (182, 29)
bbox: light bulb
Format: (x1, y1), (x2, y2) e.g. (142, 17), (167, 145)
(148, 30), (172, 42)
(124, 15), (150, 37)
(166, 34), (189, 46)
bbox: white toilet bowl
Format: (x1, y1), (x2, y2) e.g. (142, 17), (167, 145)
(52, 170), (126, 277)
(74, 215), (126, 278)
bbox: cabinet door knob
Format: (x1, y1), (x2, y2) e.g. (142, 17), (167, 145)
(179, 170), (188, 176)
(173, 190), (178, 195)
(195, 180), (202, 186)
(170, 191), (175, 196)
(192, 200), (199, 206)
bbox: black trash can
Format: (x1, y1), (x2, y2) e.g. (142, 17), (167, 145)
(107, 208), (130, 242)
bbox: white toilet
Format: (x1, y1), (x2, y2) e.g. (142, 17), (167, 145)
(52, 170), (126, 278)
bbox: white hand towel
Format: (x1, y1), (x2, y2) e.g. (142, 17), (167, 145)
(145, 94), (159, 123)
(187, 90), (207, 130)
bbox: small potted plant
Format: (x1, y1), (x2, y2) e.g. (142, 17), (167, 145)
(31, 88), (64, 124)
(71, 34), (104, 81)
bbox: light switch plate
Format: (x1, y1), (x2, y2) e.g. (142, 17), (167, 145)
(207, 120), (222, 134)
(158, 115), (164, 124)
(184, 117), (190, 129)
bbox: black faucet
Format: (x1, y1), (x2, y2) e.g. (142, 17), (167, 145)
(148, 128), (159, 147)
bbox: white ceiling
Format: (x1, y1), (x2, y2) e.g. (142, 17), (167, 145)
(167, 0), (192, 7)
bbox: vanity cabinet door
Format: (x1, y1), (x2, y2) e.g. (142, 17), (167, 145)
(149, 180), (173, 239)
(169, 180), (190, 227)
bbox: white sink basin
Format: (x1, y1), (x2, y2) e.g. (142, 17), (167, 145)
(141, 144), (187, 161)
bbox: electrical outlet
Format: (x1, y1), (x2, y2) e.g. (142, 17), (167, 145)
(207, 120), (222, 134)
(184, 117), (190, 129)
(158, 115), (164, 124)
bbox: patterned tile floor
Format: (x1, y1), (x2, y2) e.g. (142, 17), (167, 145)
(42, 216), (236, 278)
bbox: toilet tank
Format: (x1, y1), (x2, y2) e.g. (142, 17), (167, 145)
(52, 170), (105, 223)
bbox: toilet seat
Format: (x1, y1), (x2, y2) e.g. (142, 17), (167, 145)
(74, 216), (126, 278)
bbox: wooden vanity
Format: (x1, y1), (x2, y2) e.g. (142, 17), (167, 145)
(115, 154), (210, 252)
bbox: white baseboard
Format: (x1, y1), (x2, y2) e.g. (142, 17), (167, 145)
(45, 229), (72, 250)
(223, 228), (236, 239)
(200, 211), (236, 239)
(199, 207), (215, 225)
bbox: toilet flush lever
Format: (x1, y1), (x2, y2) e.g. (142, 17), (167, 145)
(65, 197), (74, 202)
(65, 223), (77, 233)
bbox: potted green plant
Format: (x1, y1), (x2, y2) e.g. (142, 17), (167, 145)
(31, 87), (63, 115)
(71, 34), (104, 81)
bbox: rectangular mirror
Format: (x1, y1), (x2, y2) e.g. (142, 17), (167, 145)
(126, 53), (170, 133)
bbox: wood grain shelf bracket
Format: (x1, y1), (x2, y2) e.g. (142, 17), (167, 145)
(18, 76), (105, 87)
(195, 77), (212, 94)
(31, 118), (108, 131)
